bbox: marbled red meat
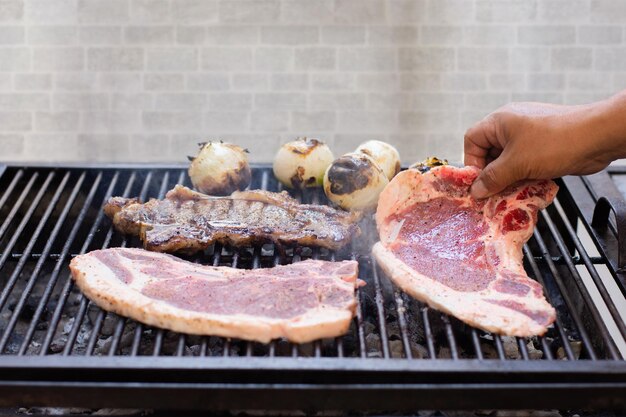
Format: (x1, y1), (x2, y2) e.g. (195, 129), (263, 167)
(70, 247), (360, 343)
(373, 165), (558, 337)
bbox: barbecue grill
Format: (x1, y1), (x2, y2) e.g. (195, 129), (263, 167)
(0, 163), (625, 412)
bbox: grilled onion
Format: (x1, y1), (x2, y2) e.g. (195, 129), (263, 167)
(273, 138), (334, 189)
(356, 140), (401, 181)
(188, 141), (251, 195)
(323, 152), (389, 212)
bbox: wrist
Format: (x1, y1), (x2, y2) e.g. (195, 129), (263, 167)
(587, 93), (626, 160)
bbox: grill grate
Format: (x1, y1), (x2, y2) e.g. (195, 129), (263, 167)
(0, 164), (625, 411)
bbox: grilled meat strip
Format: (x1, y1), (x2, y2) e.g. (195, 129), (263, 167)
(104, 185), (361, 253)
(70, 248), (360, 343)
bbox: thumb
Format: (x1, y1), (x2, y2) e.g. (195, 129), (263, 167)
(470, 152), (523, 199)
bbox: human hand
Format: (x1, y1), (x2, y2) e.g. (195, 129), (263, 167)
(464, 99), (625, 199)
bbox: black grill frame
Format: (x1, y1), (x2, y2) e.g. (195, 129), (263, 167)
(0, 162), (625, 412)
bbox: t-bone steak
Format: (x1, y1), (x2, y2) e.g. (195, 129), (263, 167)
(372, 165), (558, 337)
(70, 248), (360, 343)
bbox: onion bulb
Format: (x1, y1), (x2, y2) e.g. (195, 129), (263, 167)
(323, 152), (389, 212)
(273, 138), (334, 189)
(356, 140), (401, 181)
(188, 141), (251, 195)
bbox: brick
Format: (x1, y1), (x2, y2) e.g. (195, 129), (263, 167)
(255, 93), (306, 110)
(518, 26), (576, 45)
(176, 26), (205, 44)
(464, 92), (510, 110)
(208, 93), (252, 110)
(476, 0), (537, 22)
(337, 110), (396, 133)
(254, 47), (292, 71)
(0, 134), (25, 157)
(204, 111), (249, 131)
(427, 0), (474, 23)
(219, 0), (279, 23)
(15, 73), (52, 90)
(567, 73), (613, 91)
(291, 111), (335, 131)
(250, 111), (288, 131)
(464, 26), (516, 45)
(387, 0), (426, 23)
(412, 92), (462, 110)
(25, 0), (76, 23)
(80, 26), (122, 44)
(124, 26), (174, 44)
(33, 47), (84, 71)
(595, 47), (626, 71)
(355, 74), (398, 91)
(142, 111), (202, 131)
(309, 93), (366, 110)
(129, 134), (171, 161)
(420, 26), (462, 45)
(55, 73), (96, 90)
(0, 112), (31, 131)
(312, 74), (354, 91)
(98, 73), (142, 92)
(613, 73), (626, 91)
(78, 0), (129, 23)
(551, 47), (592, 71)
(537, 0), (590, 22)
(441, 73), (487, 91)
(527, 73), (565, 91)
(111, 93), (153, 110)
(147, 47), (197, 71)
(590, 0), (626, 23)
(578, 26), (622, 44)
(261, 26), (318, 45)
(399, 73), (442, 91)
(270, 73), (308, 90)
(0, 26), (23, 44)
(25, 134), (79, 160)
(281, 0), (333, 23)
(145, 74), (184, 91)
(511, 92), (564, 103)
(369, 26), (418, 44)
(0, 47), (29, 71)
(35, 111), (78, 131)
(0, 0), (22, 21)
(172, 0), (217, 22)
(339, 47), (394, 71)
(130, 0), (171, 22)
(206, 26), (258, 44)
(0, 93), (49, 110)
(458, 47), (508, 71)
(28, 26), (76, 45)
(321, 26), (365, 45)
(0, 74), (11, 90)
(295, 47), (335, 71)
(489, 73), (525, 90)
(231, 73), (267, 90)
(76, 134), (130, 161)
(81, 111), (140, 132)
(334, 0), (385, 24)
(202, 47), (252, 71)
(155, 93), (206, 110)
(367, 93), (412, 110)
(564, 92), (611, 105)
(187, 73), (229, 91)
(88, 47), (144, 71)
(399, 111), (459, 132)
(399, 47), (455, 71)
(53, 93), (109, 111)
(511, 47), (550, 71)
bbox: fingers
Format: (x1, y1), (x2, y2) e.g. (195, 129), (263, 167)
(470, 149), (524, 199)
(464, 115), (500, 169)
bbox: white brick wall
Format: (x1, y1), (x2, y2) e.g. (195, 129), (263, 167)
(0, 0), (624, 164)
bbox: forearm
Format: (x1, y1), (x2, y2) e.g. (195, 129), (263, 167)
(587, 90), (626, 161)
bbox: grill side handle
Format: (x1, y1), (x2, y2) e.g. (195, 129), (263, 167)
(591, 196), (626, 271)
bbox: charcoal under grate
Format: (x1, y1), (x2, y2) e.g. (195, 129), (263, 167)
(0, 163), (625, 412)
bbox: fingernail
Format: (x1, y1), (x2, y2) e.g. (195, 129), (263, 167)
(470, 180), (489, 199)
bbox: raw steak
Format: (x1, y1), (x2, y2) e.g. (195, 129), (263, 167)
(104, 185), (360, 254)
(70, 248), (360, 343)
(372, 165), (558, 337)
